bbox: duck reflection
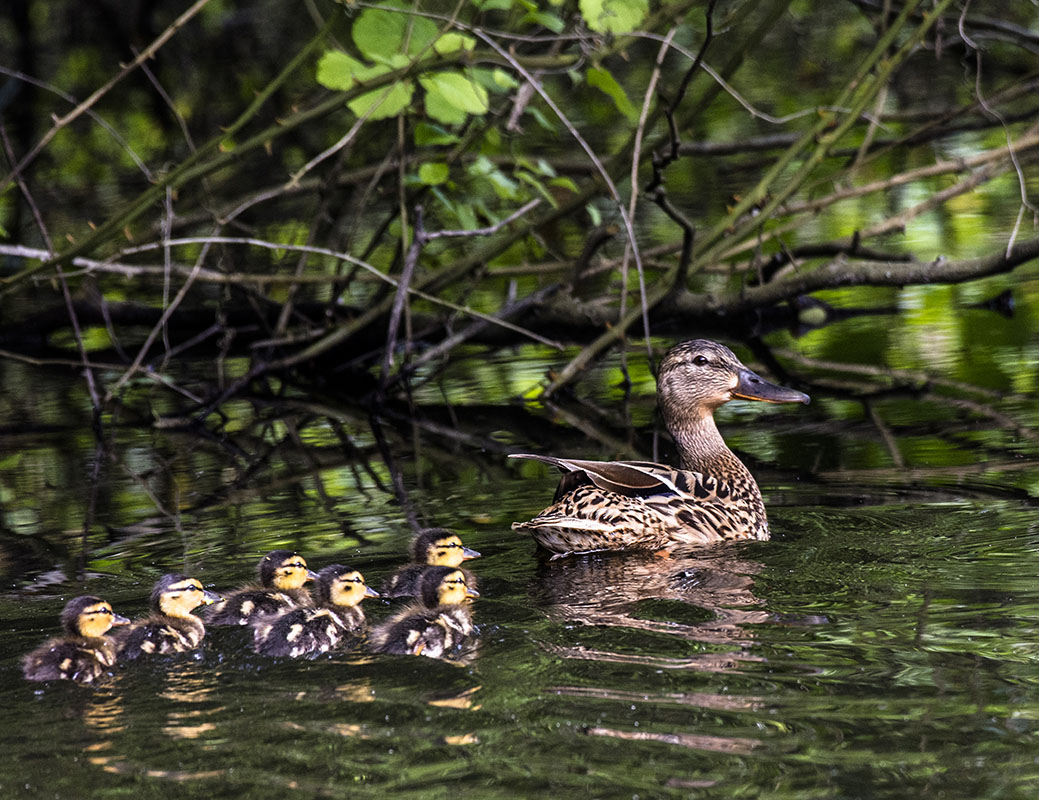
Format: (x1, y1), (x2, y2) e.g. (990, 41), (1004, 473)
(533, 545), (770, 670)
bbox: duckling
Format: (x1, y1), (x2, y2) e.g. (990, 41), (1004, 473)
(22, 596), (130, 684)
(202, 549), (317, 626)
(380, 528), (481, 599)
(113, 574), (221, 660)
(370, 566), (479, 659)
(252, 564), (379, 658)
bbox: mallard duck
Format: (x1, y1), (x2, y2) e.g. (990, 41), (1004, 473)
(113, 574), (221, 660)
(511, 339), (809, 555)
(252, 564), (379, 658)
(380, 528), (481, 598)
(22, 596), (130, 684)
(202, 549), (317, 626)
(370, 566), (479, 659)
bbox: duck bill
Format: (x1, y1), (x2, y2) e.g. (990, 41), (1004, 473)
(201, 589), (223, 606)
(461, 546), (481, 560)
(305, 569), (319, 582)
(732, 368), (810, 405)
(465, 586), (480, 599)
(365, 586), (380, 598)
(111, 613), (131, 627)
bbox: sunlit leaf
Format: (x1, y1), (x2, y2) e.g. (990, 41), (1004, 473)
(352, 2), (438, 61)
(549, 175), (579, 193)
(347, 82), (414, 119)
(316, 51), (359, 91)
(418, 162), (450, 185)
(491, 68), (520, 90)
(434, 32), (476, 54)
(424, 86), (469, 124)
(579, 0), (647, 34)
(420, 72), (489, 115)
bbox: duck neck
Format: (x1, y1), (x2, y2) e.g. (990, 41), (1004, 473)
(668, 408), (753, 484)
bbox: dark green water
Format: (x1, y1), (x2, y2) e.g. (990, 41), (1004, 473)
(2, 307), (1039, 798)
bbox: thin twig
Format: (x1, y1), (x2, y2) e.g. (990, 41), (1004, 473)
(0, 0), (214, 196)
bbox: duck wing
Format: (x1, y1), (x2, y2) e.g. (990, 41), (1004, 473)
(508, 454), (690, 497)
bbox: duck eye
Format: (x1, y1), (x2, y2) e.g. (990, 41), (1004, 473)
(692, 355), (710, 366)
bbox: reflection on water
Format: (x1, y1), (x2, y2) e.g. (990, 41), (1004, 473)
(2, 331), (1039, 798)
(534, 547), (772, 674)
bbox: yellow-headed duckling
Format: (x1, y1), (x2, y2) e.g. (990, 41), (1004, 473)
(252, 564), (378, 658)
(370, 566), (479, 659)
(203, 549), (317, 626)
(381, 528), (480, 599)
(22, 596), (130, 684)
(113, 574), (220, 660)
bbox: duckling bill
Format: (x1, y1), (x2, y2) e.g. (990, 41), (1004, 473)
(203, 549), (317, 626)
(511, 339), (809, 554)
(22, 596), (129, 684)
(380, 528), (480, 598)
(253, 565), (378, 658)
(113, 574), (220, 660)
(370, 566), (479, 659)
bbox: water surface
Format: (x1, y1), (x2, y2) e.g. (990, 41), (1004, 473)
(2, 319), (1038, 799)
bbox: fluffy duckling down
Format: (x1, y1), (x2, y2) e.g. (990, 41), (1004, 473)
(370, 566), (479, 659)
(380, 528), (480, 599)
(113, 574), (220, 660)
(252, 564), (378, 658)
(22, 596), (129, 684)
(203, 550), (317, 626)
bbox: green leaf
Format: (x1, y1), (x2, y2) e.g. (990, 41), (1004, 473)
(352, 2), (438, 62)
(491, 68), (520, 90)
(516, 170), (556, 205)
(455, 202), (478, 230)
(484, 168), (519, 199)
(418, 162), (450, 185)
(586, 66), (638, 121)
(586, 203), (602, 226)
(523, 10), (565, 33)
(316, 51), (360, 91)
(579, 0), (647, 34)
(414, 122), (460, 146)
(424, 87), (469, 125)
(549, 176), (579, 193)
(468, 155), (495, 177)
(420, 72), (489, 115)
(526, 106), (556, 131)
(434, 32), (476, 55)
(347, 81), (414, 119)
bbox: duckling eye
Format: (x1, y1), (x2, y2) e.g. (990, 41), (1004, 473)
(692, 355), (710, 366)
(287, 562), (306, 569)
